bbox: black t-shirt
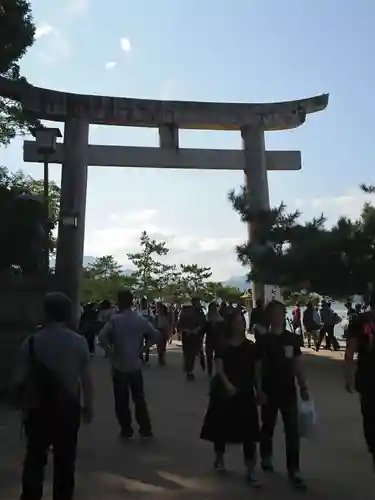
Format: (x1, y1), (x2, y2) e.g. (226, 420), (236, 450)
(215, 339), (259, 393)
(250, 307), (268, 328)
(204, 319), (225, 348)
(257, 330), (301, 397)
(347, 310), (375, 391)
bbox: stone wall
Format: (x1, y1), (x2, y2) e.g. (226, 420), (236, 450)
(0, 275), (57, 394)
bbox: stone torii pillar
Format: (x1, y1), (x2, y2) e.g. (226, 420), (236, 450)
(55, 118), (90, 325)
(242, 125), (270, 304)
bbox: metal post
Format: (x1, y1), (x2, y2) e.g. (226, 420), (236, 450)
(43, 154), (50, 276)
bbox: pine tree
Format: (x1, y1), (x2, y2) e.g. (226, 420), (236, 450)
(0, 0), (39, 145)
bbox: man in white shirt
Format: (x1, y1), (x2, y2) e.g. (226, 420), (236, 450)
(99, 289), (159, 438)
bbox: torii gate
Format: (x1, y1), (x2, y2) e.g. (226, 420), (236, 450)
(0, 76), (329, 322)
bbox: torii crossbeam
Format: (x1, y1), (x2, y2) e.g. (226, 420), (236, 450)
(0, 75), (328, 320)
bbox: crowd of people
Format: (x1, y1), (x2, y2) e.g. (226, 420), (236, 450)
(291, 299), (342, 350)
(10, 289), (375, 499)
(79, 297), (245, 377)
(270, 299), (363, 351)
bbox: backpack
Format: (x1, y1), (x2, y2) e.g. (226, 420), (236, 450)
(303, 308), (318, 330)
(11, 336), (79, 413)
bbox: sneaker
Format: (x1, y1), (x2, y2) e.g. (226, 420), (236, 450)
(261, 457), (274, 472)
(288, 471), (307, 490)
(120, 431), (134, 440)
(214, 457), (226, 472)
(246, 469), (261, 488)
(139, 431), (154, 440)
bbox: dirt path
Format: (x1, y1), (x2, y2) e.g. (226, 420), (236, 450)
(0, 345), (371, 499)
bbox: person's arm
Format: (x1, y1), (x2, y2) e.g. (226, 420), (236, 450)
(302, 311), (307, 329)
(197, 311), (206, 334)
(254, 359), (263, 395)
(176, 310), (185, 332)
(249, 309), (256, 329)
(215, 356), (236, 396)
(80, 346), (95, 423)
(253, 340), (267, 403)
(98, 319), (114, 357)
(192, 324), (201, 335)
(177, 308), (192, 333)
(344, 317), (360, 392)
(143, 318), (160, 348)
(334, 313), (342, 324)
(294, 356), (309, 400)
(293, 340), (309, 400)
(344, 338), (357, 392)
(11, 337), (30, 391)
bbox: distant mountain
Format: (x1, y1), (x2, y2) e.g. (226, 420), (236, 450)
(72, 257), (249, 288)
(82, 255), (96, 266)
(83, 256), (133, 275)
(122, 268), (134, 276)
(222, 275), (250, 292)
(51, 255), (98, 268)
(82, 256), (248, 287)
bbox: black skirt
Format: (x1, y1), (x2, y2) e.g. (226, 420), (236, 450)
(200, 390), (259, 444)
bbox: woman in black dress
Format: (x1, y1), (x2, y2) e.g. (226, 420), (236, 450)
(200, 310), (263, 486)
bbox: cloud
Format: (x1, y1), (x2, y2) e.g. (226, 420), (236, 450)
(292, 189), (375, 225)
(35, 24), (54, 40)
(125, 209), (157, 223)
(105, 61), (117, 70)
(120, 37), (132, 52)
(36, 29), (72, 63)
(84, 209), (243, 280)
(65, 0), (89, 19)
(83, 188), (375, 280)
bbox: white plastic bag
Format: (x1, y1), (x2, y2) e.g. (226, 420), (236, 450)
(298, 399), (317, 438)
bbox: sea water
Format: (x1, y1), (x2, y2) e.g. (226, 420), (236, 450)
(243, 301), (349, 340)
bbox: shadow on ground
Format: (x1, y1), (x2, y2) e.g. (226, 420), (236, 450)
(0, 344), (371, 499)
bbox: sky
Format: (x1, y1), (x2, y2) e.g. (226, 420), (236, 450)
(2, 0), (375, 280)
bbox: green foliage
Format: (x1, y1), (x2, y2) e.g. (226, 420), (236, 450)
(179, 264), (212, 296)
(204, 282), (243, 303)
(282, 289), (320, 307)
(83, 232), (231, 303)
(84, 255), (123, 280)
(0, 166), (60, 273)
(159, 264), (213, 301)
(0, 0), (40, 145)
(0, 166), (60, 229)
(82, 255), (136, 303)
(229, 183), (375, 299)
(127, 231), (171, 297)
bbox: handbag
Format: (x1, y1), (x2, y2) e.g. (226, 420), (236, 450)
(298, 399), (317, 438)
